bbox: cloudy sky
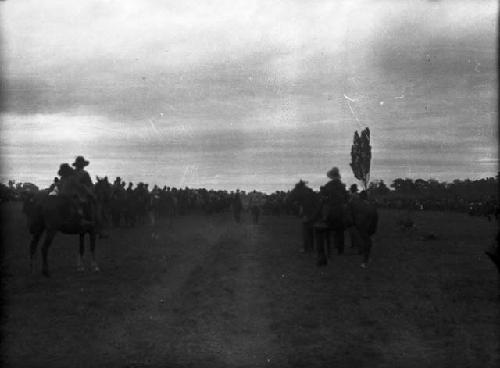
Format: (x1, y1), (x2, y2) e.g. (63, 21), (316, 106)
(0, 0), (497, 192)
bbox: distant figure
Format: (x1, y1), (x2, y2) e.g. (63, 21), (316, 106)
(48, 177), (59, 196)
(349, 184), (359, 198)
(232, 191), (243, 223)
(248, 190), (261, 224)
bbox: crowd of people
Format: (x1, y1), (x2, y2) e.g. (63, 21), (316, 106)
(20, 156), (284, 232)
(8, 156), (498, 288)
(4, 155), (498, 228)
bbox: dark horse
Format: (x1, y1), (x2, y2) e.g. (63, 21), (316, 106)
(288, 181), (378, 266)
(23, 190), (100, 277)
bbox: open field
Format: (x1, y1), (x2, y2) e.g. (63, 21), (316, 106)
(1, 202), (499, 367)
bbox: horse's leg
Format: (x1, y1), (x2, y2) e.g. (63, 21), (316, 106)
(89, 230), (100, 272)
(41, 230), (56, 277)
(77, 233), (85, 272)
(30, 230), (43, 274)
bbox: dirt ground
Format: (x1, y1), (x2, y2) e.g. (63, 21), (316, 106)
(1, 202), (499, 367)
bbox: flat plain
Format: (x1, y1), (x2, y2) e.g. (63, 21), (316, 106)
(1, 202), (498, 367)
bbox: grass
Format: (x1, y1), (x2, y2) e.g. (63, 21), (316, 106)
(1, 202), (498, 367)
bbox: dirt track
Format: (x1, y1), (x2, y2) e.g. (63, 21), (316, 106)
(1, 202), (499, 367)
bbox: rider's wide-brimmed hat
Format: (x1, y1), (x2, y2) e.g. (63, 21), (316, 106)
(72, 156), (89, 167)
(327, 166), (341, 180)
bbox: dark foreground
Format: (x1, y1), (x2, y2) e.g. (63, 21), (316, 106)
(1, 202), (499, 367)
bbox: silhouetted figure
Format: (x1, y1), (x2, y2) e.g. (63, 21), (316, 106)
(232, 191), (243, 223)
(72, 156), (107, 238)
(347, 190), (378, 267)
(248, 190), (261, 224)
(316, 167), (348, 263)
(288, 180), (321, 253)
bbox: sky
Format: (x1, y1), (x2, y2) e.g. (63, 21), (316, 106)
(0, 0), (497, 193)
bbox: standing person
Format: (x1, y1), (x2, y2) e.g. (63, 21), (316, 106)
(349, 184), (359, 199)
(346, 190), (379, 268)
(348, 184), (360, 251)
(290, 180), (320, 254)
(319, 167), (348, 255)
(352, 191), (376, 267)
(232, 190), (243, 223)
(248, 190), (261, 224)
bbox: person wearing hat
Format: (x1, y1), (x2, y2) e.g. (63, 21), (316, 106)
(72, 156), (93, 192)
(71, 156), (108, 237)
(318, 166), (348, 256)
(72, 155), (95, 208)
(320, 167), (348, 208)
(53, 163), (91, 225)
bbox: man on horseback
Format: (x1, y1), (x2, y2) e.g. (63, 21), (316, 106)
(71, 156), (107, 237)
(56, 163), (89, 224)
(73, 156), (93, 190)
